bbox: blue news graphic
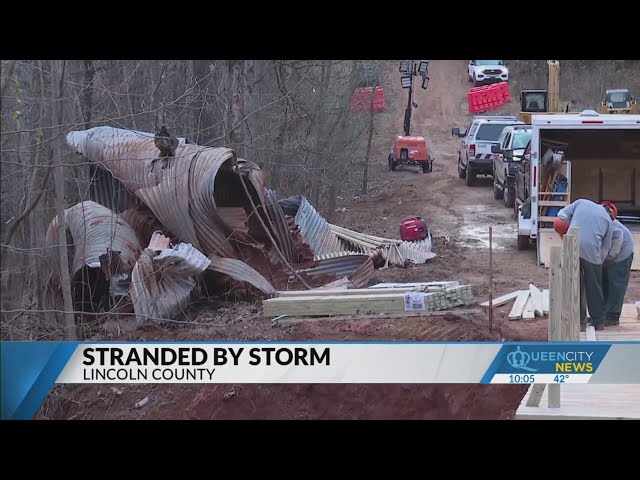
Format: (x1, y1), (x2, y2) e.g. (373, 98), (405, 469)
(480, 343), (612, 382)
(1, 341), (636, 420)
(1, 342), (77, 421)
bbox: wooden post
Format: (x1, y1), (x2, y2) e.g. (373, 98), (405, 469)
(526, 245), (563, 408)
(547, 245), (564, 407)
(561, 227), (580, 342)
(489, 226), (493, 333)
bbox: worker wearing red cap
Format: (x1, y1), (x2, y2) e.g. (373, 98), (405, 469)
(601, 202), (635, 326)
(554, 198), (615, 331)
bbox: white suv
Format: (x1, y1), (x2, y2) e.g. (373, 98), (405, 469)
(452, 116), (523, 186)
(468, 60), (509, 87)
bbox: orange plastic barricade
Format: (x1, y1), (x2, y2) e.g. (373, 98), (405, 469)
(468, 82), (510, 113)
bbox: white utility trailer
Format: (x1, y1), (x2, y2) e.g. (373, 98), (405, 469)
(515, 109), (640, 270)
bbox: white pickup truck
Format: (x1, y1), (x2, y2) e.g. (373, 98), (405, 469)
(513, 109), (640, 272)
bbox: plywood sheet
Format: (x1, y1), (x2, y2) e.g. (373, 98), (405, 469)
(636, 169), (640, 207)
(570, 158), (639, 205)
(570, 160), (599, 202)
(602, 166), (633, 204)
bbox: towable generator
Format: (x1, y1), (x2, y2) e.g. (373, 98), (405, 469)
(388, 135), (433, 173)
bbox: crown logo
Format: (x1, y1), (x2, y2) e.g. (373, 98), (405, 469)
(507, 346), (538, 372)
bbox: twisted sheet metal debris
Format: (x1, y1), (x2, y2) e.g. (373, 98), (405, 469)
(207, 256), (276, 296)
(130, 232), (211, 322)
(265, 189), (296, 264)
(277, 194), (304, 217)
(279, 194), (436, 267)
(292, 196), (346, 258)
(45, 200), (141, 282)
(329, 224), (436, 266)
(293, 255), (374, 289)
(65, 127), (279, 260)
(119, 205), (166, 247)
(54, 127), (436, 324)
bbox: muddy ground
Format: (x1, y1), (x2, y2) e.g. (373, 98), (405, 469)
(37, 60), (639, 420)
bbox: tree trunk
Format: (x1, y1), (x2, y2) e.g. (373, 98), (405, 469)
(0, 60), (17, 110)
(123, 60), (139, 130)
(81, 60), (95, 129)
(227, 60), (245, 155)
(311, 63), (332, 207)
(242, 60), (256, 159)
(51, 59), (77, 340)
(362, 85), (377, 195)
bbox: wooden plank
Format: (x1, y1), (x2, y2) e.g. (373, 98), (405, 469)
(542, 289), (550, 314)
(522, 296), (535, 319)
(529, 284), (544, 316)
(368, 281), (460, 289)
(538, 200), (569, 207)
(526, 385), (546, 407)
(509, 290), (530, 320)
(621, 303), (638, 319)
(539, 191), (569, 196)
(548, 381), (561, 408)
(580, 331), (640, 341)
(561, 228), (581, 341)
(547, 246), (564, 408)
(604, 323), (640, 333)
(539, 216), (560, 222)
(539, 228), (562, 268)
(548, 247), (563, 342)
(517, 384), (640, 420)
(276, 287), (423, 297)
(263, 286), (474, 317)
(586, 326), (597, 341)
(480, 290), (523, 308)
(274, 308), (484, 325)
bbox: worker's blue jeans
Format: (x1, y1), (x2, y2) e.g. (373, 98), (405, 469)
(603, 253), (634, 323)
(580, 258), (605, 327)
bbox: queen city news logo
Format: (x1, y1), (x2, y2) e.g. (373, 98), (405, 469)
(505, 345), (594, 373)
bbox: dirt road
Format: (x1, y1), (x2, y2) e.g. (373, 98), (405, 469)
(40, 60), (638, 420)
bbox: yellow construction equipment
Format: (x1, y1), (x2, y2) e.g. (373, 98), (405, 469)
(598, 88), (639, 114)
(518, 61), (578, 124)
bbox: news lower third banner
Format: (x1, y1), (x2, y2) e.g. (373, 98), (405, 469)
(2, 341), (640, 419)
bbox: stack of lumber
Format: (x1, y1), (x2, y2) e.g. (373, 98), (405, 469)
(480, 283), (548, 320)
(263, 281), (474, 318)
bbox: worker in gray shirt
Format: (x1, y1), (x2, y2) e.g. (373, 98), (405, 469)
(554, 198), (614, 331)
(601, 203), (635, 326)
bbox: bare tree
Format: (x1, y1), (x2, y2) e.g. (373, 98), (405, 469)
(0, 59), (392, 338)
(51, 59), (77, 340)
